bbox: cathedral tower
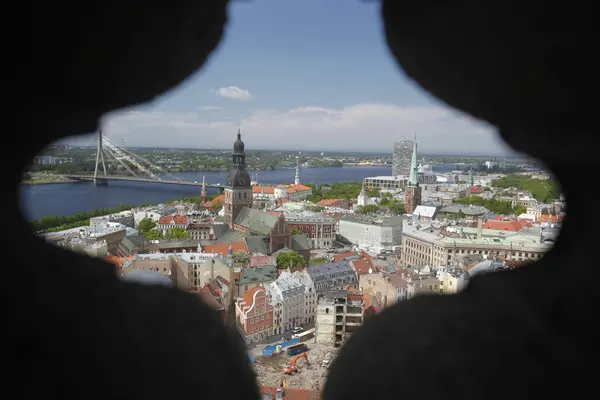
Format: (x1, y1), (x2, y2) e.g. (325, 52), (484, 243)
(294, 153), (301, 185)
(403, 137), (422, 214)
(224, 129), (253, 228)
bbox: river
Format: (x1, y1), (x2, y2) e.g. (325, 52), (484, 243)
(20, 165), (457, 220)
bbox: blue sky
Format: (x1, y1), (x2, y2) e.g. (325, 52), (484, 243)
(90, 0), (511, 154)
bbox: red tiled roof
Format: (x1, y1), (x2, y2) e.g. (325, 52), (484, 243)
(482, 219), (528, 232)
(251, 255), (277, 267)
(211, 194), (225, 205)
(252, 186), (275, 194)
(333, 251), (371, 263)
(216, 275), (230, 287)
(350, 259), (374, 275)
(158, 215), (188, 225)
(202, 241), (248, 256)
(239, 286), (265, 314)
(538, 214), (562, 222)
(287, 184), (311, 194)
(317, 198), (344, 206)
(103, 254), (133, 268)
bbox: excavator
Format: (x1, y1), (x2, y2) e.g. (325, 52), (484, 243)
(283, 352), (309, 375)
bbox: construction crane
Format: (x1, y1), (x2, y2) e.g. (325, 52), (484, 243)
(283, 352), (309, 375)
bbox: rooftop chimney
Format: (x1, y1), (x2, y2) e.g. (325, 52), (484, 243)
(476, 217), (483, 239)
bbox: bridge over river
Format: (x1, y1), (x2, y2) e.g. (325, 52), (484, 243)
(64, 174), (224, 189)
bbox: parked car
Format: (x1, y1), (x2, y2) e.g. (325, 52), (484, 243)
(292, 327), (304, 334)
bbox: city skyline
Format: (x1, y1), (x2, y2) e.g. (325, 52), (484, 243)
(64, 0), (513, 155)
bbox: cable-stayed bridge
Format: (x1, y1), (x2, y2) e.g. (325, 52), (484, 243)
(62, 130), (224, 189)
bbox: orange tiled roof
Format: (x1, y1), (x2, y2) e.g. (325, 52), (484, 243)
(317, 198), (343, 206)
(333, 251), (371, 263)
(252, 186), (276, 194)
(239, 286), (266, 315)
(287, 184), (311, 193)
(158, 215), (188, 225)
(202, 241), (248, 256)
(212, 194), (225, 204)
(539, 214), (562, 222)
(351, 259), (374, 275)
(482, 219), (528, 232)
(216, 275), (230, 287)
(103, 254), (133, 268)
(251, 255), (277, 267)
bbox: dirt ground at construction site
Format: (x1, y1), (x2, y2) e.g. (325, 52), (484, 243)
(251, 341), (339, 392)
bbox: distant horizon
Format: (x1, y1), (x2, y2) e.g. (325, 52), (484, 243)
(60, 142), (519, 159)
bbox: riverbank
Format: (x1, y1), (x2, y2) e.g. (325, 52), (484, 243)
(21, 179), (78, 185)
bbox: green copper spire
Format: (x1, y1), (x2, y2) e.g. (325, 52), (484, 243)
(408, 137), (419, 186)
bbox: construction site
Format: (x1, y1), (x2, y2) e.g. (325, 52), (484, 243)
(251, 340), (339, 392)
(251, 289), (365, 393)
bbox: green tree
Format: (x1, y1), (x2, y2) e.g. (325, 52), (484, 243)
(513, 206), (527, 215)
(491, 174), (560, 202)
(367, 187), (381, 197)
(379, 197), (390, 206)
(276, 251), (306, 269)
(165, 226), (191, 240)
(291, 227), (304, 235)
(356, 204), (380, 214)
(457, 210), (466, 219)
(233, 250), (250, 266)
(388, 201), (405, 215)
(145, 228), (164, 241)
(137, 217), (157, 234)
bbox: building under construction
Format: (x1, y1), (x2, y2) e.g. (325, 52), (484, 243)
(315, 289), (364, 347)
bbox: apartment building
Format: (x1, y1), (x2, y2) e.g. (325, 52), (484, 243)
(265, 271), (306, 333)
(122, 251), (234, 292)
(235, 286), (274, 344)
(338, 214), (403, 252)
(284, 211), (337, 249)
(401, 219), (553, 268)
(315, 290), (364, 347)
(306, 261), (359, 296)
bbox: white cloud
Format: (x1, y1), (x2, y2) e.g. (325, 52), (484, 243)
(100, 103), (511, 154)
(217, 86), (252, 101)
(199, 105), (222, 111)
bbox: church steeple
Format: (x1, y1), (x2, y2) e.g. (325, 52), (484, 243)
(233, 129), (245, 167)
(408, 137), (419, 186)
(294, 153), (300, 185)
(404, 135), (422, 215)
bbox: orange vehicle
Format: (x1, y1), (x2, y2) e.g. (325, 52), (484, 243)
(283, 352), (309, 375)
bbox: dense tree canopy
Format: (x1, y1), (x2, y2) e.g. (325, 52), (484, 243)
(491, 174), (560, 202)
(137, 218), (157, 234)
(165, 226), (191, 240)
(306, 182), (363, 203)
(454, 195), (521, 215)
(276, 251), (306, 269)
(144, 229), (163, 241)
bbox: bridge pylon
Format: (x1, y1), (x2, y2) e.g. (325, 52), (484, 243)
(94, 129), (108, 186)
